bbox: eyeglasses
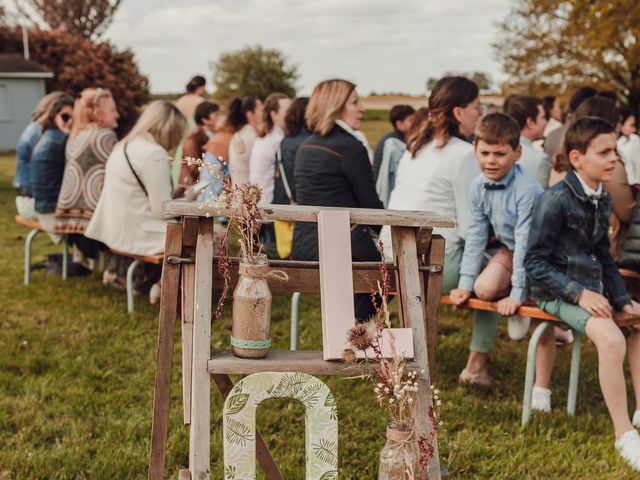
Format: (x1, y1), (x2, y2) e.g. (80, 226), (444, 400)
(60, 113), (72, 123)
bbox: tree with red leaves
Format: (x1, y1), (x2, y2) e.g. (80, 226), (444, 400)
(13, 0), (121, 39)
(0, 27), (150, 135)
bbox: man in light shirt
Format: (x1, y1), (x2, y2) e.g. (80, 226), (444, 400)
(506, 96), (551, 189)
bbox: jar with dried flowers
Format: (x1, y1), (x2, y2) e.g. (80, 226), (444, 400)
(343, 241), (440, 479)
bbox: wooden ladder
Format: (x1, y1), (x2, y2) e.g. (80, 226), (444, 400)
(147, 203), (453, 480)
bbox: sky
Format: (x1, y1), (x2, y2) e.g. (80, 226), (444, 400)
(3, 0), (514, 95)
(103, 0), (513, 95)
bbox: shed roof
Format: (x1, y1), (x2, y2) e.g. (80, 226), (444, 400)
(0, 54), (53, 78)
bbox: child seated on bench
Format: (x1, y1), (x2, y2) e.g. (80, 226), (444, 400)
(525, 116), (640, 470)
(450, 113), (543, 384)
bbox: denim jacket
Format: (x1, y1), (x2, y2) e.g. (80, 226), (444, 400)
(524, 169), (631, 310)
(13, 121), (42, 195)
(30, 128), (68, 213)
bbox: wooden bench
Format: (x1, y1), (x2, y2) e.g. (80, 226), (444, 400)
(15, 215), (69, 285)
(108, 248), (163, 314)
(439, 293), (640, 426)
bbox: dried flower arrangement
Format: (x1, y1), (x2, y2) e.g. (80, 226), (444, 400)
(343, 241), (441, 477)
(182, 155), (264, 317)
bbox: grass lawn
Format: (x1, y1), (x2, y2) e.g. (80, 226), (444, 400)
(0, 124), (638, 479)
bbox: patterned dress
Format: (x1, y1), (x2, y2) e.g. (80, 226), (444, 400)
(55, 127), (117, 233)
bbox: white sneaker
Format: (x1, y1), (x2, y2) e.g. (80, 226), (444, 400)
(508, 315), (531, 341)
(531, 386), (551, 413)
(616, 429), (640, 470)
(149, 283), (161, 304)
(633, 410), (640, 428)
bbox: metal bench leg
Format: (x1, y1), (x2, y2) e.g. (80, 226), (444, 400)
(24, 228), (39, 286)
(567, 331), (583, 416)
(127, 259), (141, 314)
(522, 321), (553, 427)
(290, 292), (301, 351)
(62, 239), (69, 280)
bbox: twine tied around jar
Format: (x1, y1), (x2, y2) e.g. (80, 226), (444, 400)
(242, 265), (289, 283)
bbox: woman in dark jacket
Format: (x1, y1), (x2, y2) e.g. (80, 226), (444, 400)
(291, 79), (383, 320)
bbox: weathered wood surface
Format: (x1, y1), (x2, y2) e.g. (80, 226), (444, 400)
(148, 222), (183, 480)
(181, 217), (198, 425)
(189, 217), (214, 479)
(440, 295), (640, 327)
(422, 233), (445, 374)
(208, 349), (420, 376)
(391, 226), (440, 480)
(163, 201), (454, 228)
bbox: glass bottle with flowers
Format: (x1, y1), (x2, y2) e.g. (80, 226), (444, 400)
(343, 242), (440, 479)
(185, 155), (284, 358)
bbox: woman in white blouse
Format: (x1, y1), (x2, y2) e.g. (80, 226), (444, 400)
(380, 77), (500, 387)
(249, 93), (291, 243)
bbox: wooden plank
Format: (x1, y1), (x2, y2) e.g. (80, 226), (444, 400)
(317, 211), (357, 360)
(148, 222), (183, 480)
(182, 216), (199, 247)
(15, 215), (42, 230)
(440, 295), (640, 327)
(391, 226), (440, 480)
(213, 374), (284, 480)
(181, 246), (195, 425)
(163, 201), (454, 228)
(439, 296), (559, 321)
(189, 217), (214, 480)
(212, 262), (397, 294)
(109, 248), (163, 264)
(208, 349), (421, 376)
(423, 233), (443, 375)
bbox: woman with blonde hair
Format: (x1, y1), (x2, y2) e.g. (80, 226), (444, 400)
(54, 88), (119, 259)
(291, 79), (383, 320)
(87, 101), (186, 254)
(86, 100), (187, 300)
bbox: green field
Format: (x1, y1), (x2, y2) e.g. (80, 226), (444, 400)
(0, 125), (638, 479)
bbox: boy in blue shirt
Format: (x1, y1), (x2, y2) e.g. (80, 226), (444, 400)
(450, 112), (542, 384)
(525, 116), (640, 470)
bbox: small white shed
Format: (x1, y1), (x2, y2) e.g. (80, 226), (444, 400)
(0, 54), (53, 152)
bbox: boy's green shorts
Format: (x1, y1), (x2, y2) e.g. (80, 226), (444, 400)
(537, 299), (592, 334)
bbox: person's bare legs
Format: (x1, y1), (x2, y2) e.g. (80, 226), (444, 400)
(533, 319), (556, 389)
(585, 316), (633, 438)
(464, 262), (511, 374)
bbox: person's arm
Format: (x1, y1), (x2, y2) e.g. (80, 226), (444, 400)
(457, 181), (489, 293)
(603, 160), (635, 224)
(340, 143), (383, 210)
(536, 152), (552, 190)
(509, 183), (542, 302)
(524, 192), (584, 303)
(594, 215), (632, 310)
(141, 148), (174, 220)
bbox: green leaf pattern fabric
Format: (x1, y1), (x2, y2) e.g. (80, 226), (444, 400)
(223, 372), (339, 479)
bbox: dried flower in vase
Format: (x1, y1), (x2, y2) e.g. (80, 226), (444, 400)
(344, 241), (442, 476)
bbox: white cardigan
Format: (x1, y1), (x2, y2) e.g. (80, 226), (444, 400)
(85, 134), (174, 255)
(249, 126), (284, 205)
(379, 136), (479, 256)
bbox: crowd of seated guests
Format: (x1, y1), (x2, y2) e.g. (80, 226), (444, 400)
(13, 73), (640, 471)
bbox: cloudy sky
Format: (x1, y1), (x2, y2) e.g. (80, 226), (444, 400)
(5, 0), (514, 95)
(102, 0), (514, 95)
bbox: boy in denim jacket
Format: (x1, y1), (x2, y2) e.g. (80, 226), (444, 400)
(525, 116), (640, 470)
(450, 113), (542, 384)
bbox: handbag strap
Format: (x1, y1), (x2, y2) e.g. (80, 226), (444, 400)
(123, 142), (148, 197)
(276, 146), (294, 205)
